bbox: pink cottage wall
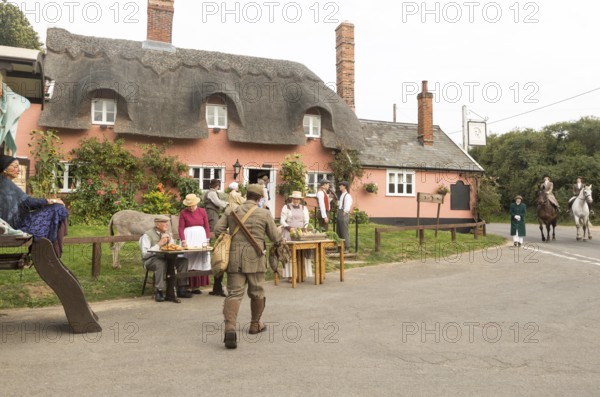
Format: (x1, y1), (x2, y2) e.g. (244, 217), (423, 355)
(352, 169), (476, 221)
(14, 113), (335, 216)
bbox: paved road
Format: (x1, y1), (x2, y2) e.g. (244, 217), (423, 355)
(1, 224), (600, 396)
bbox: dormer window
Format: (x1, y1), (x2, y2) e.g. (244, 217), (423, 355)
(92, 99), (116, 125)
(206, 96), (228, 129)
(303, 113), (321, 137)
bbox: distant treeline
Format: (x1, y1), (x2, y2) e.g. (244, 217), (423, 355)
(470, 116), (600, 211)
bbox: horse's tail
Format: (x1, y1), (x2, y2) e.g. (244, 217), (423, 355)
(108, 215), (115, 237)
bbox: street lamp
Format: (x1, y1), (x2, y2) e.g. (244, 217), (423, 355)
(233, 159), (241, 180)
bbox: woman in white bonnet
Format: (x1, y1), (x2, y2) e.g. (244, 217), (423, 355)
(228, 181), (245, 210)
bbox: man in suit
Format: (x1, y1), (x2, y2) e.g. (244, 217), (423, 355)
(214, 184), (282, 349)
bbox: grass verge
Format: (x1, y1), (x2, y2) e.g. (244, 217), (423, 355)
(0, 223), (506, 309)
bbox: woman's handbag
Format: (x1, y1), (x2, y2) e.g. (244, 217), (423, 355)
(211, 206), (257, 276)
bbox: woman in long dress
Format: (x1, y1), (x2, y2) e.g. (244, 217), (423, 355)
(179, 193), (211, 293)
(280, 191), (313, 280)
(0, 155), (69, 257)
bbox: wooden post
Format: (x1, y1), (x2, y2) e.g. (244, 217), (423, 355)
(451, 228), (457, 241)
(419, 229), (425, 245)
(416, 200), (421, 238)
(435, 202), (441, 237)
(91, 243), (101, 278)
(375, 228), (380, 252)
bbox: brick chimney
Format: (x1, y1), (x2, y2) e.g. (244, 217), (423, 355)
(147, 0), (174, 43)
(336, 21), (355, 111)
(417, 80), (434, 146)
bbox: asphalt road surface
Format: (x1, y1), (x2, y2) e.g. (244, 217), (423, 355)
(1, 224), (599, 396)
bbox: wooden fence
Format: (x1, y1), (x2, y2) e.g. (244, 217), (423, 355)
(374, 222), (486, 252)
(63, 235), (140, 278)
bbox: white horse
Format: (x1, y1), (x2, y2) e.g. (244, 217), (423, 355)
(572, 184), (593, 241)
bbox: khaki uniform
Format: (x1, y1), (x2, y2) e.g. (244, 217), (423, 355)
(214, 201), (281, 300)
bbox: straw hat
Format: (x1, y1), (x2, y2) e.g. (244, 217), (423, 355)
(289, 191), (303, 199)
(183, 193), (200, 207)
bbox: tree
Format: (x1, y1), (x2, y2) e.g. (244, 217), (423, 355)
(0, 1), (43, 50)
(470, 116), (600, 216)
(329, 147), (364, 187)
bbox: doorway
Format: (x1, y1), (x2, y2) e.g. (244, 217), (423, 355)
(244, 167), (277, 218)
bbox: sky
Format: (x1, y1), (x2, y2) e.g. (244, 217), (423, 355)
(15, 0), (600, 146)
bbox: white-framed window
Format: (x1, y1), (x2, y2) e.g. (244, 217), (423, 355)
(306, 172), (334, 197)
(303, 114), (321, 137)
(206, 104), (228, 129)
(387, 169), (415, 196)
(92, 99), (116, 125)
(55, 163), (80, 193)
(189, 166), (225, 191)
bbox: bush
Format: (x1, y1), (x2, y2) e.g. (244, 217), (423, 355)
(350, 209), (370, 224)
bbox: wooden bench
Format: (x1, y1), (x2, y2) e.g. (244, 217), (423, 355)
(0, 234), (101, 334)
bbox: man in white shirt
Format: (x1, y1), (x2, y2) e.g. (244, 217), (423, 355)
(336, 181), (353, 253)
(316, 179), (332, 231)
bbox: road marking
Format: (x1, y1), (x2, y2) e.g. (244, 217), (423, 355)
(535, 248), (600, 267)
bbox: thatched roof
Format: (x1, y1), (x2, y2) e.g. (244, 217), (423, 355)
(359, 119), (484, 172)
(39, 28), (363, 150)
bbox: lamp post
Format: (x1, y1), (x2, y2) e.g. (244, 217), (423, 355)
(233, 159), (241, 180)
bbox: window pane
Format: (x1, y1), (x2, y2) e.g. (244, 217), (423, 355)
(193, 168), (201, 179)
(105, 101), (116, 112)
(398, 184), (404, 194)
(406, 184), (413, 194)
(213, 169), (221, 180)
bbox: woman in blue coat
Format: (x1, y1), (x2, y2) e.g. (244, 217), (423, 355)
(510, 195), (526, 247)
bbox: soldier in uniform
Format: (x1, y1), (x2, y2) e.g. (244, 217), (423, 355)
(214, 184), (282, 349)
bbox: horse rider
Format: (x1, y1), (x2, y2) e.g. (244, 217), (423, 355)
(540, 174), (561, 212)
(568, 176), (593, 215)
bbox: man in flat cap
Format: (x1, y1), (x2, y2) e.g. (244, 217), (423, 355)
(316, 178), (332, 231)
(139, 216), (191, 302)
(336, 181), (353, 253)
(214, 184), (282, 349)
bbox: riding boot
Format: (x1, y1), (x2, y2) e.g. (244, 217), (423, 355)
(249, 297), (267, 334)
(223, 299), (241, 349)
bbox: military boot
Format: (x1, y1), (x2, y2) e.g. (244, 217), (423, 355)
(249, 297), (267, 334)
(223, 299), (241, 349)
